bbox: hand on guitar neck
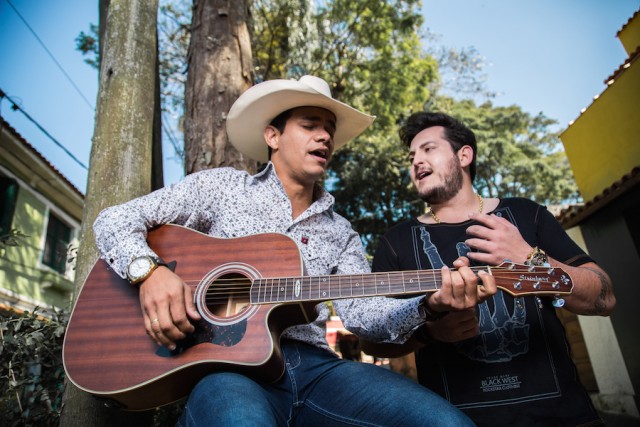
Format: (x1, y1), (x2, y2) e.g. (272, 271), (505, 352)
(424, 256), (497, 315)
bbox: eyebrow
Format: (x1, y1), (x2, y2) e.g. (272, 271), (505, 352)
(408, 140), (437, 159)
(412, 140), (437, 150)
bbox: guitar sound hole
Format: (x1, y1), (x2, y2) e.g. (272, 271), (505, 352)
(205, 273), (253, 319)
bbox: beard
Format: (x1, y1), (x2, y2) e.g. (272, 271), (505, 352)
(417, 155), (464, 205)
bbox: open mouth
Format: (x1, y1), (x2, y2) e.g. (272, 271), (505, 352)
(310, 149), (329, 161)
(416, 170), (432, 180)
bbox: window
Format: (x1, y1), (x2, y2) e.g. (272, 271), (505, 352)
(0, 176), (19, 236)
(42, 213), (71, 274)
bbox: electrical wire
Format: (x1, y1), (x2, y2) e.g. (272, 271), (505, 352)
(0, 89), (88, 171)
(5, 0), (95, 111)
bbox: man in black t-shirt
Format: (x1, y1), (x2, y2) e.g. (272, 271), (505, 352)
(371, 112), (616, 426)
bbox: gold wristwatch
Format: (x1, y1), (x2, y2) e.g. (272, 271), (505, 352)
(526, 247), (548, 266)
(126, 256), (165, 285)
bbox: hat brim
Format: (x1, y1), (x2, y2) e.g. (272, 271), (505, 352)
(227, 79), (375, 163)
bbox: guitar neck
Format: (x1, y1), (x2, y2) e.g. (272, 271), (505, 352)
(249, 263), (573, 305)
(251, 269), (442, 304)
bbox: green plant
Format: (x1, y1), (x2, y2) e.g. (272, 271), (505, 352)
(0, 308), (68, 426)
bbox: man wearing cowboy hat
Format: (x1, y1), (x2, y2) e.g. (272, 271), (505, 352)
(93, 76), (474, 426)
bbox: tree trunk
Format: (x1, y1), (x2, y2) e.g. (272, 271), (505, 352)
(59, 0), (160, 425)
(184, 0), (255, 174)
(152, 25), (164, 190)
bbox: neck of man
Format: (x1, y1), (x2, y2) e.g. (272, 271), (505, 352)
(287, 184), (315, 220)
(271, 158), (322, 220)
(422, 183), (481, 224)
(275, 172), (316, 220)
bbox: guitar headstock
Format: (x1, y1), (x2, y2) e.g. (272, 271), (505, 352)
(492, 262), (574, 297)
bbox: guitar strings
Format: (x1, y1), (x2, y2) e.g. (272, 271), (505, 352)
(178, 265), (553, 287)
(175, 265), (564, 305)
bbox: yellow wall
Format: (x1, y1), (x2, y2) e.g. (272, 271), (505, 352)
(618, 11), (640, 55)
(565, 226), (588, 253)
(560, 60), (640, 202)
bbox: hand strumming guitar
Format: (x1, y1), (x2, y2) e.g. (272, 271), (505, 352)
(139, 267), (201, 350)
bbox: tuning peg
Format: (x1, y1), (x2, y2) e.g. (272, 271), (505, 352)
(552, 297), (565, 308)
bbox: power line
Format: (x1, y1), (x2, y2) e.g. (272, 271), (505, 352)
(6, 0), (95, 111)
(0, 89), (89, 171)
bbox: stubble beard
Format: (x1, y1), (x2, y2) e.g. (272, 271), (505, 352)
(417, 155), (464, 205)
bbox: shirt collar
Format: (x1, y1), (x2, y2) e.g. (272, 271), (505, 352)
(253, 162), (335, 218)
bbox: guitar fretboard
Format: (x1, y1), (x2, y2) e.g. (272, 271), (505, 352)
(249, 264), (573, 304)
(251, 270), (441, 304)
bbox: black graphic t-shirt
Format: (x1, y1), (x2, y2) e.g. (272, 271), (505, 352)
(372, 198), (601, 427)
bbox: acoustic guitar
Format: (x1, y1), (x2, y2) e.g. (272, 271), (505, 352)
(62, 224), (573, 410)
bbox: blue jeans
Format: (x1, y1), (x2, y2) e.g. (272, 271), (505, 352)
(177, 340), (473, 426)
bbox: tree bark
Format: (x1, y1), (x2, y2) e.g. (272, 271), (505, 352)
(60, 0), (160, 425)
(184, 0), (256, 174)
(152, 25), (164, 190)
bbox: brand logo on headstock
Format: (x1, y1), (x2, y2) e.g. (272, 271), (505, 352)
(519, 275), (548, 282)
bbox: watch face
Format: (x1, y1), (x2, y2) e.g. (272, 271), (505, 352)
(129, 257), (152, 279)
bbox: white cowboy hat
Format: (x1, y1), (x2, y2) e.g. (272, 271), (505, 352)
(226, 75), (375, 162)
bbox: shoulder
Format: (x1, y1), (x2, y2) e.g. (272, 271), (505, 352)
(182, 167), (253, 191)
(499, 197), (543, 210)
(191, 166), (250, 181)
(381, 218), (420, 242)
(498, 197), (550, 219)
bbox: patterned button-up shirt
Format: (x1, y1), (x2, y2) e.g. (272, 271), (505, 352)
(94, 163), (422, 351)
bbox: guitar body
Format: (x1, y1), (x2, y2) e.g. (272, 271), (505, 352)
(63, 225), (312, 410)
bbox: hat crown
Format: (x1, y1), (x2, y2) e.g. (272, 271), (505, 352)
(226, 75), (374, 162)
(298, 75), (332, 98)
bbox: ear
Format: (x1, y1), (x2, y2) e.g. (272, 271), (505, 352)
(458, 145), (474, 169)
(264, 125), (280, 151)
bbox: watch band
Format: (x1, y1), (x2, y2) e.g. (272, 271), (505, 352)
(525, 246), (548, 266)
(127, 256), (168, 286)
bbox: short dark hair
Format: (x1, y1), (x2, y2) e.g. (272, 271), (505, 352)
(264, 109), (294, 160)
(269, 108), (294, 133)
(399, 112), (477, 182)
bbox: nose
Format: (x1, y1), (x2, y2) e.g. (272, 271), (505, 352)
(316, 127), (331, 141)
(316, 129), (334, 149)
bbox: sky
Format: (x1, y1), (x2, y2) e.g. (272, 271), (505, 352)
(1, 0), (639, 195)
